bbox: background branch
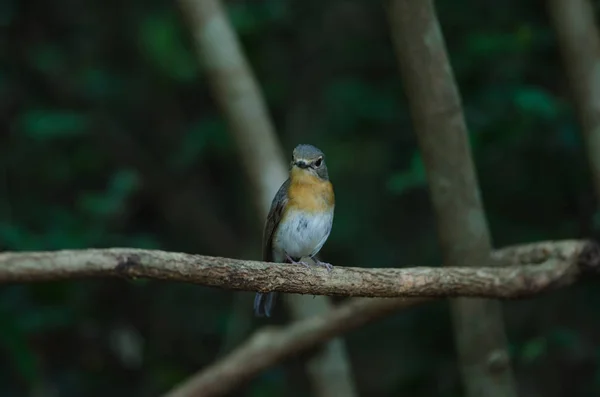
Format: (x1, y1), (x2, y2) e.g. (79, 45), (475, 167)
(547, 0), (600, 201)
(387, 1), (518, 395)
(160, 239), (599, 397)
(176, 1), (357, 395)
(163, 297), (428, 397)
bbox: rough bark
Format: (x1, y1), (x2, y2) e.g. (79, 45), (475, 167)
(547, 0), (600, 200)
(387, 1), (518, 396)
(176, 0), (357, 396)
(1, 240), (597, 297)
(160, 239), (600, 397)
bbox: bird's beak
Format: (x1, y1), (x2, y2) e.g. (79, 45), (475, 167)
(294, 160), (309, 169)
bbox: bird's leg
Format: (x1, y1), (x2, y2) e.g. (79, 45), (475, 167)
(285, 252), (310, 268)
(311, 256), (333, 272)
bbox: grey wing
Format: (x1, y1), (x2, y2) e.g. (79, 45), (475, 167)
(262, 178), (290, 262)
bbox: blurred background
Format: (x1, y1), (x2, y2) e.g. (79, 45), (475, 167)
(1, 0), (600, 396)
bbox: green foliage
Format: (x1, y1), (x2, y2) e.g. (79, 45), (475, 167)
(513, 86), (565, 120)
(1, 0), (599, 396)
(17, 110), (89, 141)
(138, 11), (197, 82)
(228, 0), (290, 35)
(387, 152), (427, 194)
(324, 79), (400, 131)
(78, 169), (141, 218)
(170, 117), (230, 170)
(78, 68), (126, 102)
(520, 336), (548, 363)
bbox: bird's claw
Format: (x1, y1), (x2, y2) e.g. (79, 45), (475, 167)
(285, 253), (332, 271)
(314, 260), (333, 272)
(286, 254), (310, 268)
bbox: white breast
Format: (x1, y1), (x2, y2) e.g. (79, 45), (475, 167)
(272, 208), (334, 262)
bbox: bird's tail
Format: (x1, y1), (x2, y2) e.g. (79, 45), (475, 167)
(254, 291), (278, 317)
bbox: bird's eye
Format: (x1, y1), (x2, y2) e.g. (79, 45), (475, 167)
(314, 157), (323, 167)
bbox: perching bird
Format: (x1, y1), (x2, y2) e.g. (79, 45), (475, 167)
(254, 144), (335, 317)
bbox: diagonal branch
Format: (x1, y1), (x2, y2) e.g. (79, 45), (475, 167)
(160, 239), (600, 397)
(176, 0), (357, 395)
(163, 297), (429, 397)
(1, 240), (598, 297)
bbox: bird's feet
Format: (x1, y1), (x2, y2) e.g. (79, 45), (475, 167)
(285, 253), (310, 268)
(312, 259), (333, 272)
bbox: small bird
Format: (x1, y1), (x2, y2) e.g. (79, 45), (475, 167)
(254, 144), (335, 317)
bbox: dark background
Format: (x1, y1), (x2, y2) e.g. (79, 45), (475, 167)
(1, 0), (600, 396)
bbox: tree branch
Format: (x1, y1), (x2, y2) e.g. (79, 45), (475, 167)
(387, 1), (517, 395)
(178, 0), (287, 216)
(1, 240), (598, 296)
(160, 239), (600, 397)
(177, 1), (357, 395)
(547, 0), (600, 200)
(163, 297), (429, 397)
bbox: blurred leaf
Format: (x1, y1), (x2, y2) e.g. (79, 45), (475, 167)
(264, 0), (289, 22)
(515, 24), (534, 47)
(513, 87), (562, 120)
(387, 152), (427, 194)
(325, 79), (399, 125)
(558, 123), (582, 151)
(550, 328), (580, 349)
(16, 306), (74, 333)
(28, 45), (65, 75)
(78, 169), (141, 218)
(17, 110), (89, 141)
(520, 337), (547, 363)
(171, 118), (229, 170)
(0, 223), (30, 250)
(228, 1), (288, 35)
(0, 311), (40, 385)
(228, 3), (262, 34)
(79, 68), (125, 101)
(466, 29), (531, 57)
(138, 12), (197, 82)
(110, 169), (141, 197)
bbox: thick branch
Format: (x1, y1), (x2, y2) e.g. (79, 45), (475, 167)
(161, 239), (599, 397)
(1, 240), (597, 297)
(387, 1), (516, 395)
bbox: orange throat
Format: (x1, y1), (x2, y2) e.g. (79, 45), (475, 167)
(287, 167), (335, 213)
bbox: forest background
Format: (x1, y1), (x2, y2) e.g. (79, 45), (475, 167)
(1, 0), (599, 396)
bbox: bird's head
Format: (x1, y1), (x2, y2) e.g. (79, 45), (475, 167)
(290, 144), (328, 181)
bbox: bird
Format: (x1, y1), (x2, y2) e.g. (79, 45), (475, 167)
(254, 144), (335, 318)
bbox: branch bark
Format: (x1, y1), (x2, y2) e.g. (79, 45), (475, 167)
(161, 239), (599, 397)
(387, 1), (518, 396)
(176, 0), (357, 396)
(1, 240), (597, 296)
(547, 0), (600, 200)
